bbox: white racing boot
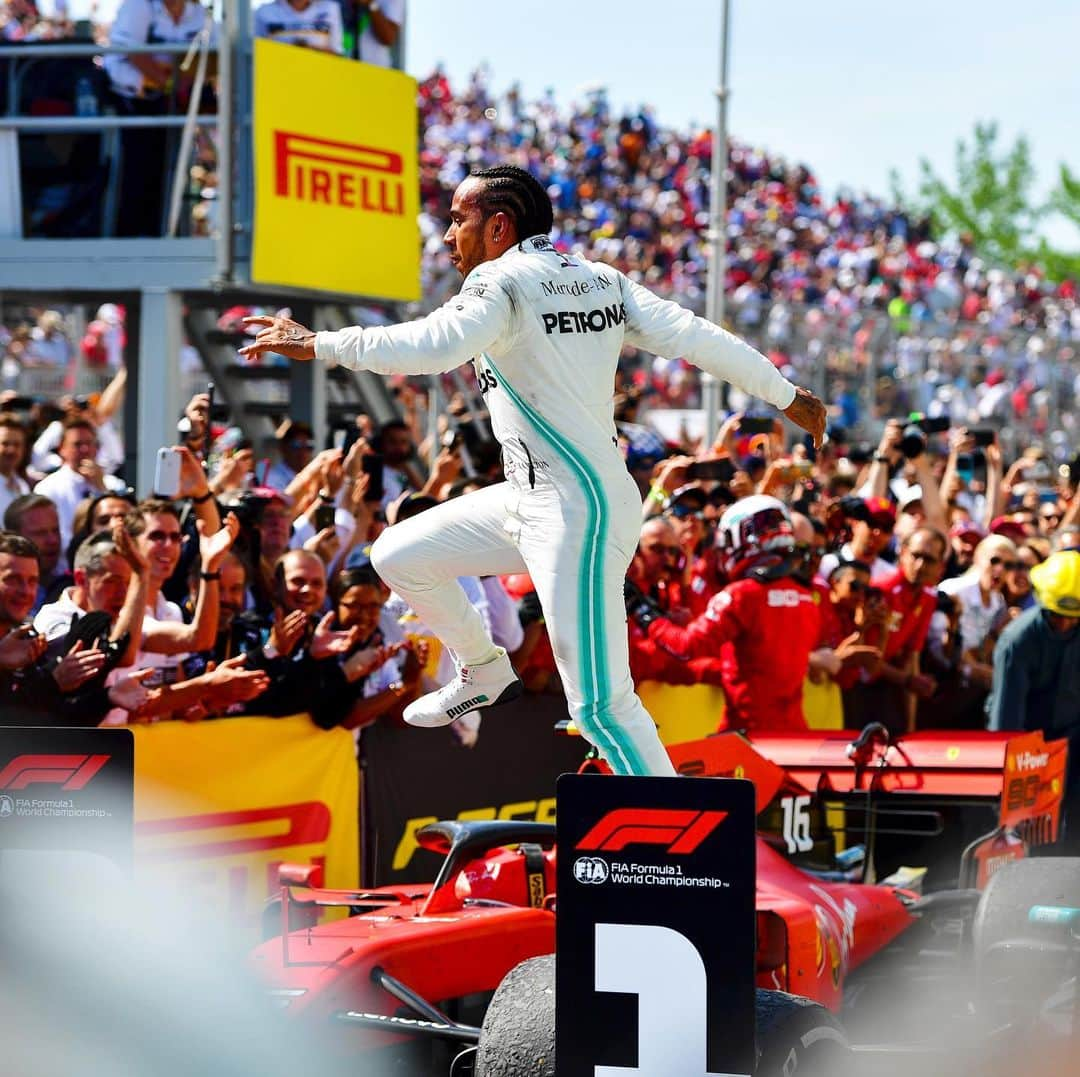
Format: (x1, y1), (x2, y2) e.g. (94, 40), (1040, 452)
(403, 648), (523, 728)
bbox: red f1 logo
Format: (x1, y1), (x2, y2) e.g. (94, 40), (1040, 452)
(0, 754), (110, 791)
(576, 809), (727, 855)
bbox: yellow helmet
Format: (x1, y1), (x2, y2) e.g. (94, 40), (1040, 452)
(1030, 550), (1080, 617)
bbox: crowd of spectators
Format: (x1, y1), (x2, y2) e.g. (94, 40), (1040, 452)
(0, 342), (1076, 759)
(412, 68), (1079, 455)
(1, 32), (1078, 762)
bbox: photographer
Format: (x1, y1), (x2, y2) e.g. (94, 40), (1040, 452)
(941, 427), (1003, 532)
(862, 416), (949, 536)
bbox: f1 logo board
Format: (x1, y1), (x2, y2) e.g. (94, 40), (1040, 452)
(557, 774), (755, 1077)
(0, 728), (134, 872)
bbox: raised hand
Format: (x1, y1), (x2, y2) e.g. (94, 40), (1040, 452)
(303, 526), (340, 566)
(310, 611), (362, 660)
(106, 668), (155, 714)
(343, 641), (405, 682)
(113, 520), (148, 574)
(238, 315), (317, 362)
(783, 387), (827, 449)
(198, 511), (240, 571)
(52, 640), (108, 692)
(175, 445), (211, 499)
(270, 608), (308, 657)
(205, 654), (271, 704)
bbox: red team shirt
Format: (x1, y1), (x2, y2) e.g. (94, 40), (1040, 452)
(647, 575), (822, 732)
(874, 569), (936, 662)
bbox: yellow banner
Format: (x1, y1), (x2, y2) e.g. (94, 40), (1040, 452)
(642, 676), (844, 741)
(252, 39), (420, 301)
(133, 716), (357, 937)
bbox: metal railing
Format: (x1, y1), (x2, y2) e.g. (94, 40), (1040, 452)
(626, 296), (1078, 457)
(0, 37), (232, 275)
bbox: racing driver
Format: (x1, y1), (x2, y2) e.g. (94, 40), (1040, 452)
(634, 495), (822, 732)
(239, 165), (826, 777)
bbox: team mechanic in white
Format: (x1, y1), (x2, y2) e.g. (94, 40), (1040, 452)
(240, 166), (826, 777)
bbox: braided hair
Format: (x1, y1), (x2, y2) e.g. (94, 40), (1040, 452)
(470, 165), (554, 240)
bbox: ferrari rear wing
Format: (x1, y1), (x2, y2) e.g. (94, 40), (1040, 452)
(746, 728), (1067, 841)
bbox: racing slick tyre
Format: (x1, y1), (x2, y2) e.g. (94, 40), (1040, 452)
(475, 955), (555, 1077)
(474, 959), (849, 1077)
(754, 989), (850, 1077)
(973, 857), (1080, 1025)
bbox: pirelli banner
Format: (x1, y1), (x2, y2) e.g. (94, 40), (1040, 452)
(252, 39), (420, 301)
(133, 716), (358, 936)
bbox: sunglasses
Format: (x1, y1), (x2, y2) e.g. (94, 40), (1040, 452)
(666, 504), (706, 520)
(847, 579), (869, 592)
(989, 557), (1026, 571)
(146, 530), (182, 545)
(645, 544), (682, 558)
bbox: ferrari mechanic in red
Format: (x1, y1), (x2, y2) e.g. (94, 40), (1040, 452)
(635, 495), (821, 732)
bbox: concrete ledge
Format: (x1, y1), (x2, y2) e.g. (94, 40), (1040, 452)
(0, 238), (221, 291)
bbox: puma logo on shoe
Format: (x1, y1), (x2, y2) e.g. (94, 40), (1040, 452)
(403, 650), (524, 728)
(446, 695), (489, 719)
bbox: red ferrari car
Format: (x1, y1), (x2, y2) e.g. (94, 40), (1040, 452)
(251, 725), (1074, 1076)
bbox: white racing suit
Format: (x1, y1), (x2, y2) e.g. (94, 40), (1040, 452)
(315, 235), (797, 776)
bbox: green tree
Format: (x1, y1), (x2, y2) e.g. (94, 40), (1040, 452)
(1044, 164), (1080, 280)
(893, 122), (1042, 268)
(892, 123), (1080, 281)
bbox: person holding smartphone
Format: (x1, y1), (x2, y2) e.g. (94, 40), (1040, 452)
(239, 165), (826, 777)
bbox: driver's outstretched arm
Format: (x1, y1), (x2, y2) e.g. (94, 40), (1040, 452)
(620, 272), (796, 411)
(316, 272), (513, 376)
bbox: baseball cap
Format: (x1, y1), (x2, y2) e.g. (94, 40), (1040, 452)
(989, 515), (1030, 542)
(1030, 550), (1080, 617)
(949, 519), (985, 540)
(863, 497), (896, 528)
(897, 486), (923, 512)
(666, 484), (708, 515)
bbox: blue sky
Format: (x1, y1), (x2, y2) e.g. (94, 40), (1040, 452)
(405, 0), (1080, 247)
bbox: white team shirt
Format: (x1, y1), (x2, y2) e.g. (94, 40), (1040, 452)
(105, 0), (217, 99)
(938, 574), (1004, 654)
(357, 0), (403, 67)
(34, 465), (128, 552)
(316, 236), (796, 496)
(133, 592), (188, 686)
(254, 0), (343, 53)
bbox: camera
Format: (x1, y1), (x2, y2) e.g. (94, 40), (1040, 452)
(739, 416), (774, 436)
(970, 428), (995, 448)
(956, 449), (987, 482)
(686, 458), (735, 483)
(898, 414), (949, 459)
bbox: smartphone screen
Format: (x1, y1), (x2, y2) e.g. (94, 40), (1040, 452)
(361, 453), (385, 503)
(314, 503), (336, 532)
